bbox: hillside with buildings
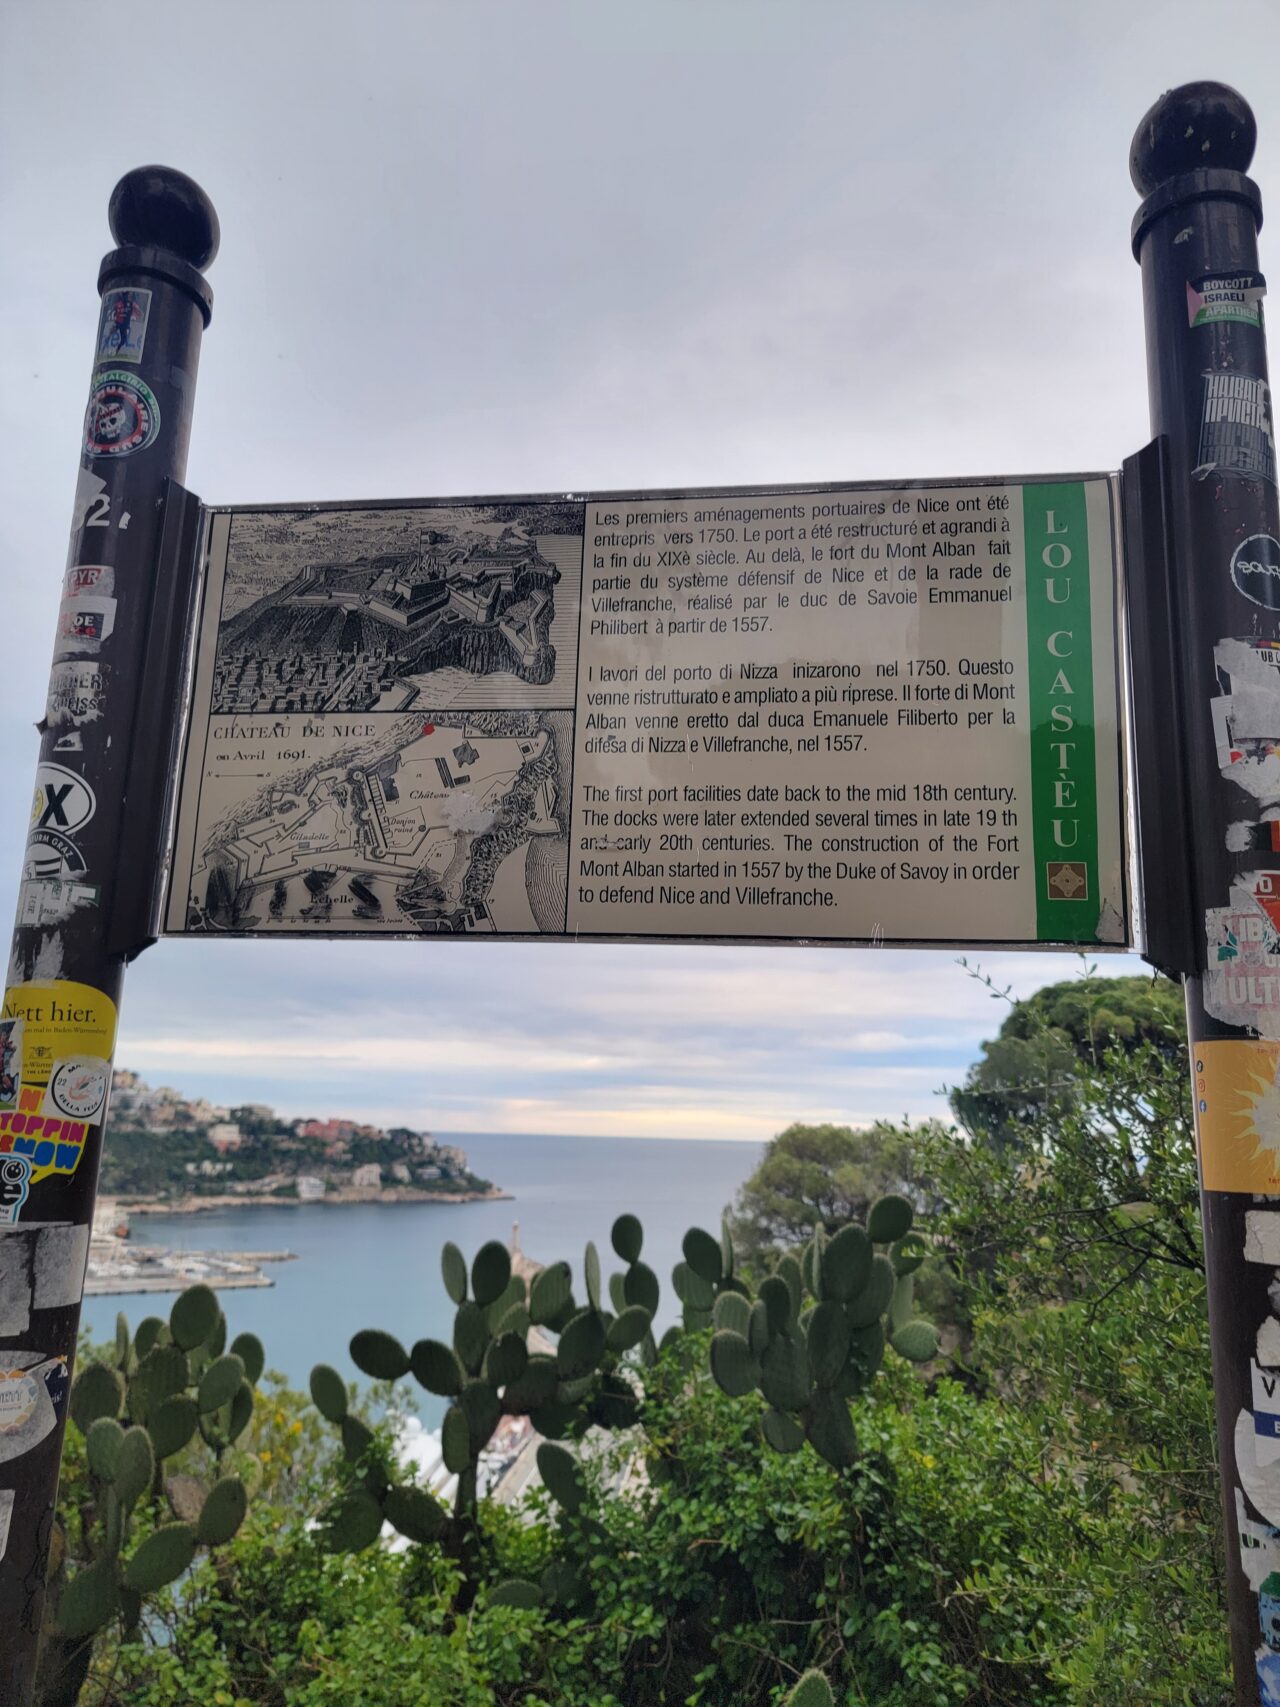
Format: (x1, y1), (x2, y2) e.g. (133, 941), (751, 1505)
(100, 1070), (502, 1209)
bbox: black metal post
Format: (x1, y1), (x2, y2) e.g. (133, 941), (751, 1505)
(1130, 85), (1280, 1703)
(0, 167), (216, 1705)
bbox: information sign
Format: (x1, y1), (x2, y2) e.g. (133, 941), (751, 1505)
(163, 477), (1127, 947)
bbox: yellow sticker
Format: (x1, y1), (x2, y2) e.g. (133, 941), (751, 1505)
(0, 982), (117, 1186)
(1192, 1040), (1280, 1192)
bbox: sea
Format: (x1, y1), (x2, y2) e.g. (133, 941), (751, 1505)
(79, 1133), (763, 1430)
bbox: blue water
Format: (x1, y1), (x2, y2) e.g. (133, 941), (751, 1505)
(79, 1133), (762, 1427)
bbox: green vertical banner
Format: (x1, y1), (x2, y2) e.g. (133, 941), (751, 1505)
(1022, 482), (1101, 942)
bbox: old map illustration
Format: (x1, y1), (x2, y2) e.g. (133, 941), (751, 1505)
(178, 710), (571, 936)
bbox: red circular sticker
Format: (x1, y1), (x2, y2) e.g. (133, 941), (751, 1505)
(83, 368), (160, 458)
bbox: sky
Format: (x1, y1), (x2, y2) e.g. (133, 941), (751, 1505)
(2, 1), (1278, 1142)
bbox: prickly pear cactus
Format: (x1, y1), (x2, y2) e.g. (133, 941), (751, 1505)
(784, 1669), (835, 1707)
(705, 1195), (939, 1468)
(315, 1217), (661, 1553)
(47, 1283), (259, 1665)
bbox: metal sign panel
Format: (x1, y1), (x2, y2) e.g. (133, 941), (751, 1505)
(162, 476), (1128, 948)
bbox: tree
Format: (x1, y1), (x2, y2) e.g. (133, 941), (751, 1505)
(948, 971), (1185, 1148)
(726, 1121), (945, 1269)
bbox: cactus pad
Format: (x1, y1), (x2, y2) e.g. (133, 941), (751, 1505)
(228, 1332), (265, 1386)
(682, 1226), (723, 1285)
(488, 1577), (544, 1609)
(622, 1259), (660, 1316)
(485, 1331), (528, 1388)
(890, 1320), (940, 1363)
(197, 1353), (245, 1416)
(114, 1426), (155, 1511)
(384, 1484), (447, 1543)
(319, 1488), (384, 1553)
(537, 1441), (586, 1513)
(867, 1193), (914, 1244)
(169, 1284), (220, 1351)
(57, 1556), (119, 1638)
(785, 1670), (836, 1707)
(196, 1476), (247, 1545)
(611, 1213), (644, 1263)
(584, 1240), (603, 1310)
(821, 1225), (872, 1302)
(556, 1309), (606, 1379)
(606, 1304), (652, 1353)
(760, 1337), (812, 1412)
(410, 1338), (464, 1397)
(309, 1364), (348, 1423)
(350, 1329), (411, 1382)
(805, 1389), (857, 1469)
(529, 1260), (574, 1326)
(845, 1253), (896, 1328)
(441, 1240), (468, 1304)
(471, 1240), (512, 1308)
(453, 1301), (490, 1376)
(806, 1301), (851, 1387)
(71, 1362), (123, 1433)
(761, 1408), (805, 1453)
(501, 1353), (559, 1414)
(442, 1403), (472, 1474)
(123, 1522), (197, 1593)
(709, 1329), (760, 1398)
(146, 1395), (199, 1461)
(85, 1416), (124, 1481)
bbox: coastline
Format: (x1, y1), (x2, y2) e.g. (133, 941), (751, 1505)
(118, 1186), (513, 1216)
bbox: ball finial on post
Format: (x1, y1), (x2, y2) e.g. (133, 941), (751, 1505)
(1130, 81), (1256, 195)
(107, 165), (220, 271)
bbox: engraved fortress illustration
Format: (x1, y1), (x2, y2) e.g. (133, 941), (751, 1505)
(213, 521), (562, 714)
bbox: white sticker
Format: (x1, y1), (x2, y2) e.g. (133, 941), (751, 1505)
(1238, 1406), (1280, 1525)
(1205, 872), (1280, 1035)
(1238, 1487), (1280, 1590)
(1260, 1318), (1280, 1367)
(46, 660), (106, 728)
(41, 1058), (109, 1123)
(0, 1352), (68, 1465)
(1247, 1214), (1280, 1266)
(1253, 1362), (1280, 1465)
(16, 879), (99, 928)
(54, 593), (116, 657)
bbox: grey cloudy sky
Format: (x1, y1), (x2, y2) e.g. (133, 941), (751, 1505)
(3, 2), (1278, 1139)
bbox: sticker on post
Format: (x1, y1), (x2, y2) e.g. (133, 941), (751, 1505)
(0, 1158), (32, 1223)
(1247, 1213), (1280, 1266)
(24, 765), (95, 882)
(1239, 1488), (1280, 1590)
(95, 288), (151, 364)
(1196, 373), (1276, 487)
(63, 564), (114, 599)
(16, 880), (99, 928)
(0, 1019), (21, 1114)
(1253, 1361), (1280, 1465)
(46, 660), (106, 728)
(1212, 638), (1280, 822)
(41, 1058), (109, 1124)
(1191, 1041), (1280, 1191)
(1204, 872), (1280, 1033)
(1187, 272), (1266, 329)
(0, 1353), (69, 1465)
(1238, 1407), (1280, 1526)
(0, 982), (116, 1187)
(83, 369), (159, 459)
(54, 595), (116, 656)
